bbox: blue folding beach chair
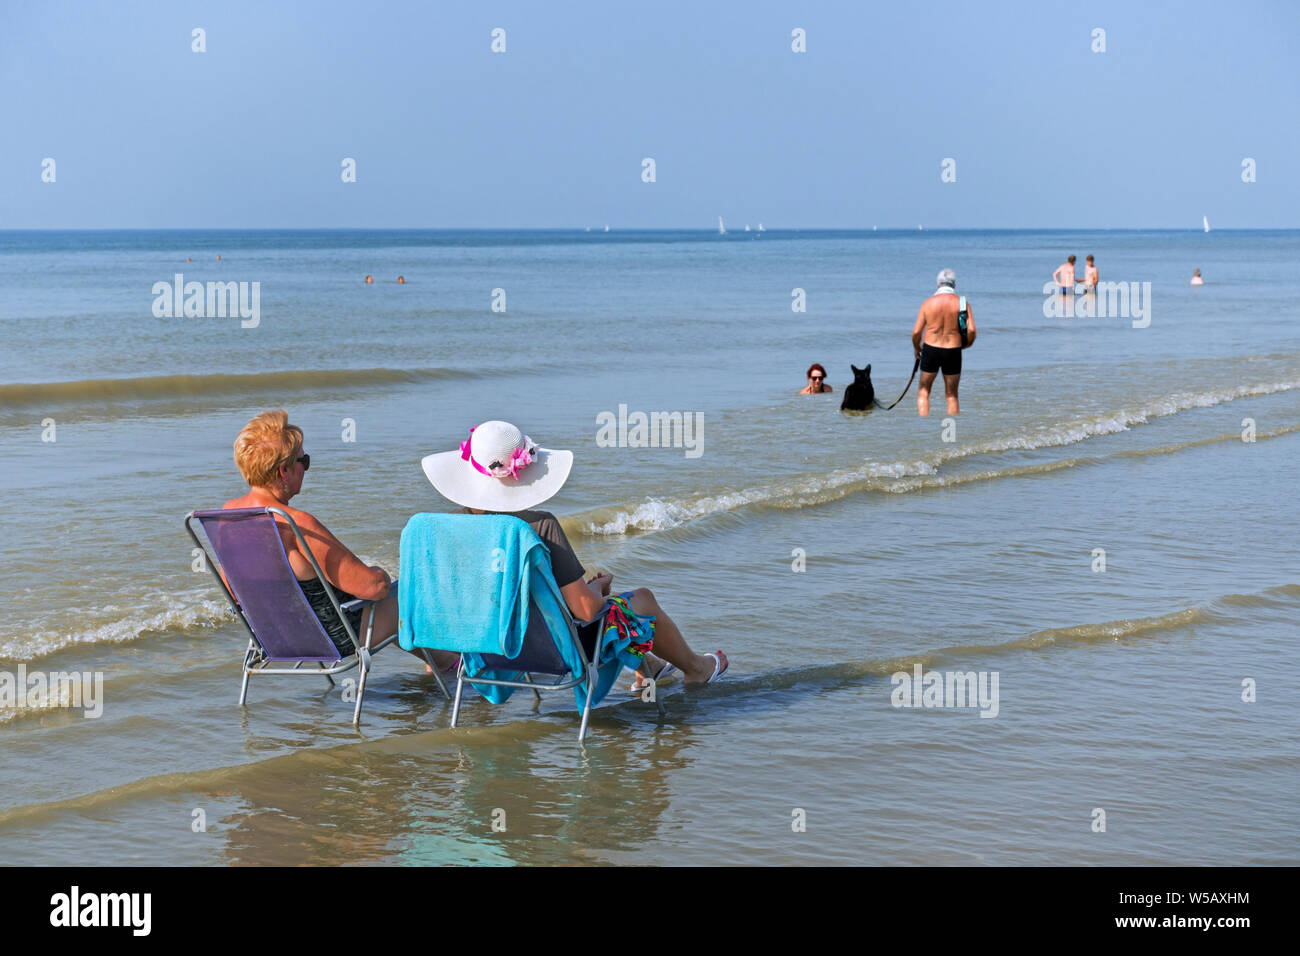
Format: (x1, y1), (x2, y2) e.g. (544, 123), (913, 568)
(185, 506), (450, 724)
(398, 514), (640, 742)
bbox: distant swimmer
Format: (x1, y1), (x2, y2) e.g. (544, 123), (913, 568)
(1053, 255), (1077, 295)
(1081, 254), (1098, 294)
(186, 257), (192, 262)
(800, 363), (832, 394)
(364, 275), (373, 284)
(216, 255), (222, 261)
(912, 268), (976, 417)
(397, 276), (405, 284)
(1191, 268), (1204, 286)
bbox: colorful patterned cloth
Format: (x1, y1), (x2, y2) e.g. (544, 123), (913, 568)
(602, 593), (655, 665)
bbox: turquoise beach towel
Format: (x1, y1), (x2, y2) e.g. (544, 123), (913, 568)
(397, 513), (633, 707)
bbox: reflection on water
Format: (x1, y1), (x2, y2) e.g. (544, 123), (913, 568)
(207, 716), (699, 866)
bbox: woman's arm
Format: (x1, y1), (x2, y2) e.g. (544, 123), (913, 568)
(294, 512), (390, 600)
(561, 576), (607, 622)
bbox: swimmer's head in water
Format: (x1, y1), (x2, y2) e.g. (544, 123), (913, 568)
(936, 268), (956, 290)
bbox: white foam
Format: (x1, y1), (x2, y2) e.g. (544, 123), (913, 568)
(579, 380), (1300, 536)
(2, 596), (233, 663)
(954, 379), (1300, 461)
(580, 459), (940, 535)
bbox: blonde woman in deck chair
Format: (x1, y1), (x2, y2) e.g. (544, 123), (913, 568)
(224, 409), (459, 676)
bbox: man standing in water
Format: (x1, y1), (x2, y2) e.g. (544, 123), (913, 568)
(911, 268), (976, 416)
(1053, 254), (1077, 295)
(1081, 254), (1098, 294)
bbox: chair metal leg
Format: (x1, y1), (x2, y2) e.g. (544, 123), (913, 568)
(318, 661), (336, 688)
(522, 671), (542, 703)
(238, 640), (255, 706)
(431, 662), (450, 700)
(577, 664), (598, 742)
(449, 662), (465, 728)
(352, 647), (372, 725)
(350, 610), (381, 724)
(419, 648), (452, 700)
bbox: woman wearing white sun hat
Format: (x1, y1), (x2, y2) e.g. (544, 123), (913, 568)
(421, 420), (728, 685)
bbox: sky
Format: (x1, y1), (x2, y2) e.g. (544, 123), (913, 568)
(1, 0), (1297, 229)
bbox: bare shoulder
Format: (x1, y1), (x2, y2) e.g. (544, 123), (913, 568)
(286, 506), (325, 534)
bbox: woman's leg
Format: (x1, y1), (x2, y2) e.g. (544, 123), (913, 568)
(360, 594), (459, 671)
(625, 587), (726, 684)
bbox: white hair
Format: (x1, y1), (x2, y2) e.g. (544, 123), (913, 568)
(937, 268), (956, 288)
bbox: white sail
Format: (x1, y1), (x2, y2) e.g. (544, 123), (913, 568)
(604, 224), (610, 232)
(744, 224), (750, 232)
(1203, 216), (1210, 233)
(757, 223), (765, 231)
(718, 216), (726, 235)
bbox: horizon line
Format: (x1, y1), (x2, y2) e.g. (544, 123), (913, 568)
(2, 226), (1295, 233)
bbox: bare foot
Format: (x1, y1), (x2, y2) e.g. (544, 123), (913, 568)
(683, 650), (728, 685)
(630, 653), (672, 691)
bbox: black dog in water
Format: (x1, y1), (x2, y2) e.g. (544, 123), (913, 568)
(840, 364), (875, 411)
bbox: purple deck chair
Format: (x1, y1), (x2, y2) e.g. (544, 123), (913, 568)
(185, 506), (449, 724)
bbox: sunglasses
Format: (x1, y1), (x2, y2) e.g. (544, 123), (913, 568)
(810, 376), (824, 381)
(296, 453), (311, 471)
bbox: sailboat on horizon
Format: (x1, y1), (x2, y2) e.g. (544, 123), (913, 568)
(718, 216), (726, 235)
(1203, 215), (1210, 233)
(757, 223), (765, 232)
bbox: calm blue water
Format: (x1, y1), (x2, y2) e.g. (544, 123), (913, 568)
(1, 229), (1296, 864)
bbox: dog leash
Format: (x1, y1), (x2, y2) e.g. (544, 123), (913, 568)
(872, 355), (922, 410)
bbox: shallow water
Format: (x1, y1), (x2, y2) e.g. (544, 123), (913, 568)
(1, 229), (1296, 864)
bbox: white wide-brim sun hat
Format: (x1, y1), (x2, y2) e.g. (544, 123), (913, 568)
(421, 420), (573, 512)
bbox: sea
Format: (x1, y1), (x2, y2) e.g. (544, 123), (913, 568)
(1, 228), (1296, 865)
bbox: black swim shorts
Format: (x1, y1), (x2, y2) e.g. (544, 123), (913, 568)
(920, 342), (962, 376)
